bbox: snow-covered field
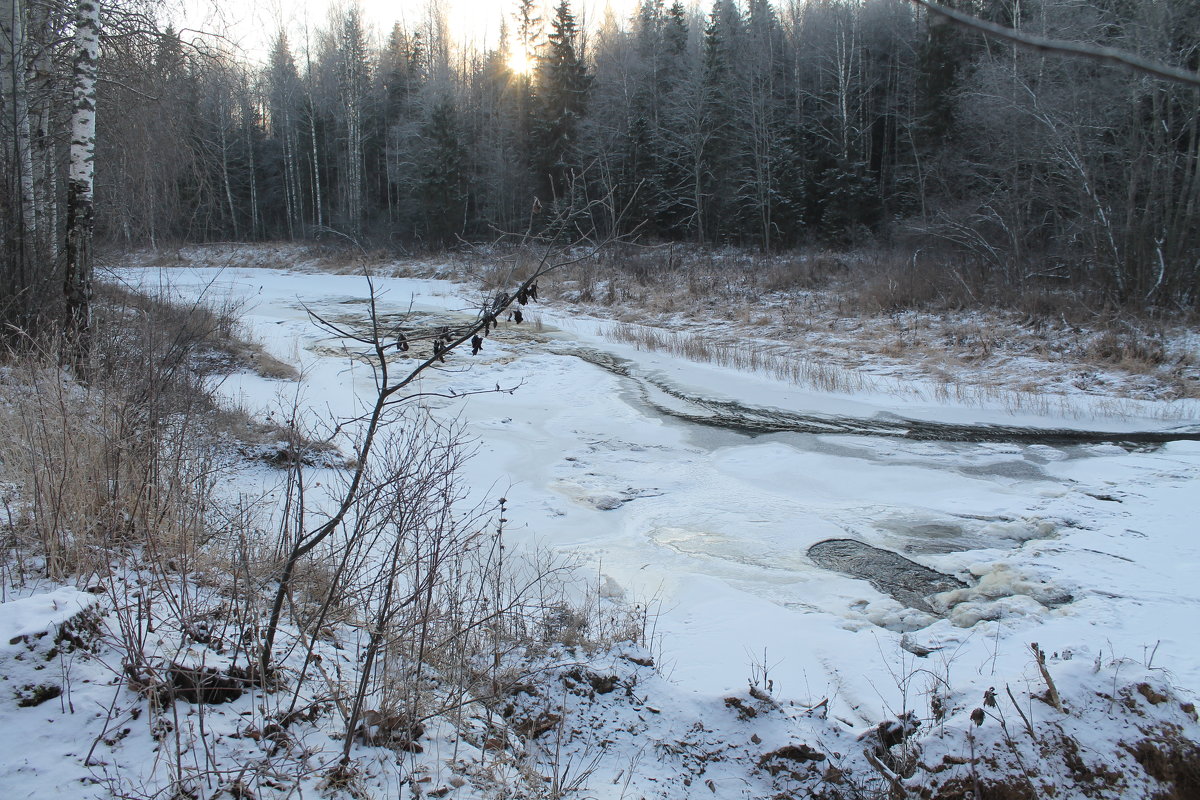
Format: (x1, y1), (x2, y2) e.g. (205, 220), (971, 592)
(3, 254), (1199, 798)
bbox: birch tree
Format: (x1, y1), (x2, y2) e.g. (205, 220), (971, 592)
(336, 8), (370, 235)
(63, 0), (100, 358)
(264, 35), (296, 237)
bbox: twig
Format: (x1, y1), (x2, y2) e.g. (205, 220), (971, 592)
(864, 749), (905, 794)
(1030, 643), (1065, 712)
(1005, 684), (1036, 738)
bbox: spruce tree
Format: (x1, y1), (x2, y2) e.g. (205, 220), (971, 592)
(416, 94), (468, 246)
(535, 0), (591, 201)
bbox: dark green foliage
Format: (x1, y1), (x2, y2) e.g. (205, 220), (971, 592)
(416, 95), (469, 246)
(533, 0), (591, 200)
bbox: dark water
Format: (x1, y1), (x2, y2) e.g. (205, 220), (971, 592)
(807, 538), (967, 614)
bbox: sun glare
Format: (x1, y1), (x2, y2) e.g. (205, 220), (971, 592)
(508, 49), (533, 76)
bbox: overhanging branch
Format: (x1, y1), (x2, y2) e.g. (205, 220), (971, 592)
(907, 0), (1200, 88)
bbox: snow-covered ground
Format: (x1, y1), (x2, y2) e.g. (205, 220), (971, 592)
(3, 255), (1198, 798)
(117, 263), (1200, 694)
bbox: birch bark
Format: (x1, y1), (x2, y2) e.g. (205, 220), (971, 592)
(63, 0), (100, 360)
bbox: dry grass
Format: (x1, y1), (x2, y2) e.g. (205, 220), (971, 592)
(0, 280), (313, 580)
(141, 242), (1200, 411)
(0, 361), (214, 578)
(473, 251), (542, 291)
(512, 244), (1200, 408)
(606, 322), (867, 395)
(97, 282), (298, 381)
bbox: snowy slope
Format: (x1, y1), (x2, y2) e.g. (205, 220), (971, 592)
(1, 259), (1192, 799)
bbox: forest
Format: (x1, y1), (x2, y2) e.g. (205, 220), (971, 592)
(3, 3), (1200, 798)
(3, 0), (1200, 336)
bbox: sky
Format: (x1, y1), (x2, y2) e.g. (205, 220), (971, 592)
(174, 0), (643, 63)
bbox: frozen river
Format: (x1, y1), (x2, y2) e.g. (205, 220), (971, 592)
(119, 264), (1200, 722)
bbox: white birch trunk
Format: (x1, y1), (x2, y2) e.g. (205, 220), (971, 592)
(248, 120), (259, 237)
(282, 118), (296, 238)
(218, 110), (238, 238)
(349, 109), (362, 232)
(64, 0), (100, 359)
(290, 128), (304, 233)
(289, 129), (302, 234)
(347, 106), (363, 233)
(309, 108), (323, 228)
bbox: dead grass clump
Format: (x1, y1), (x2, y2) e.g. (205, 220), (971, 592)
(0, 280), (301, 580)
(930, 776), (1037, 800)
(758, 251), (848, 293)
(1013, 286), (1101, 324)
(1081, 326), (1170, 371)
(0, 352), (219, 579)
(844, 251), (982, 314)
(474, 250), (543, 292)
(1128, 731), (1200, 799)
(94, 281), (328, 459)
(223, 409), (348, 469)
(96, 281), (298, 381)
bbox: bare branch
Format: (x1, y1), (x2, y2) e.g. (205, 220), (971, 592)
(1030, 643), (1066, 713)
(96, 77), (159, 101)
(907, 0), (1200, 88)
(258, 178), (635, 677)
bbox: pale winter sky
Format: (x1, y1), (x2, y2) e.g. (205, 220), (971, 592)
(174, 0), (643, 63)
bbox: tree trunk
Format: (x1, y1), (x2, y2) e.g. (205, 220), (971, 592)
(247, 114), (259, 239)
(63, 0), (100, 364)
(309, 109), (323, 228)
(2, 0), (37, 309)
(218, 105), (239, 239)
(30, 0), (55, 264)
(283, 122), (298, 237)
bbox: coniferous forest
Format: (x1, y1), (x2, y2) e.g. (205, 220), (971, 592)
(3, 0), (1200, 327)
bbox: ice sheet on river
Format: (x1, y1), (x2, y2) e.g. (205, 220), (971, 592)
(115, 265), (1200, 718)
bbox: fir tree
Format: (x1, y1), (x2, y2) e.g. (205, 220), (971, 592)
(534, 0), (591, 200)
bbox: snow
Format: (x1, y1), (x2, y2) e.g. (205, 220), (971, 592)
(2, 255), (1198, 798)
(0, 587), (97, 647)
(117, 261), (1200, 684)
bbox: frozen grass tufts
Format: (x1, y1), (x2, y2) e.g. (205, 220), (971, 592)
(606, 321), (868, 395)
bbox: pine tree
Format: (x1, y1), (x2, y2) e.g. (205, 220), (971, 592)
(914, 0), (980, 150)
(512, 0), (542, 186)
(648, 1), (698, 237)
(625, 0), (691, 236)
(700, 0), (743, 242)
(379, 25), (424, 228)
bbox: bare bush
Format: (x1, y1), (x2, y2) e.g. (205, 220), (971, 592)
(0, 284), (247, 579)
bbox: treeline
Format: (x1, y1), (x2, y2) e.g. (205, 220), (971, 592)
(6, 0), (1200, 312)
